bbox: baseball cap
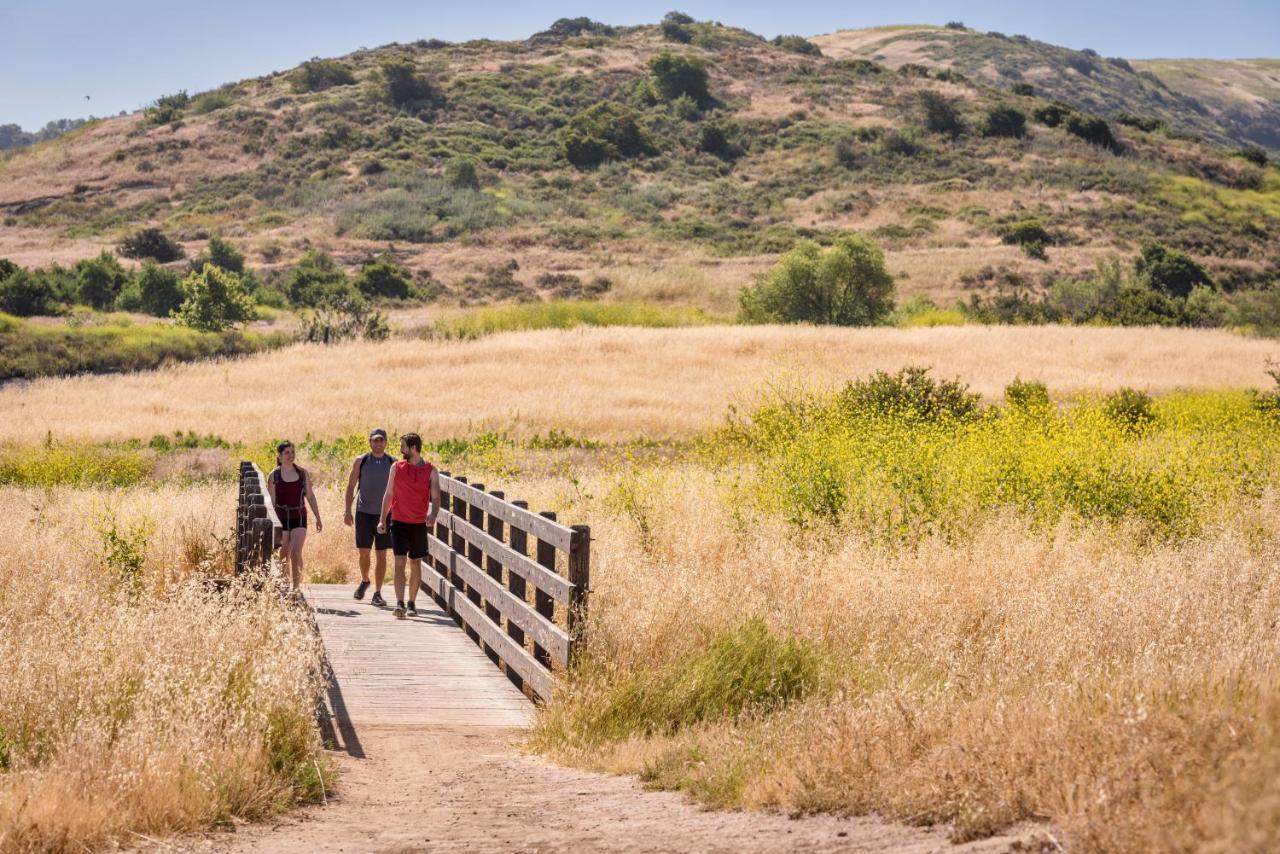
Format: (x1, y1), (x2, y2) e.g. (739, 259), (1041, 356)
(369, 427), (388, 439)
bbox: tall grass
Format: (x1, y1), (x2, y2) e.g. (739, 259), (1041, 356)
(0, 484), (329, 852)
(433, 301), (721, 339)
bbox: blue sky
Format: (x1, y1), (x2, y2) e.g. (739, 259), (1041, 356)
(2, 1), (1277, 131)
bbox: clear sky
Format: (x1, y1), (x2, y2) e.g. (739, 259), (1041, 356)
(2, 1), (1277, 131)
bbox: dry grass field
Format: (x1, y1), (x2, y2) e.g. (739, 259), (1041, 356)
(3, 322), (1280, 852)
(3, 324), (1276, 445)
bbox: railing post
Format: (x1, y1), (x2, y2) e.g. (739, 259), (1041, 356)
(533, 511), (557, 670)
(466, 483), (486, 649)
(450, 477), (469, 626)
(505, 501), (529, 693)
(482, 490), (505, 667)
(567, 524), (590, 665)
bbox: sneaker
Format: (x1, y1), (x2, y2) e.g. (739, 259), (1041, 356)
(393, 603), (406, 620)
(370, 591), (386, 607)
(354, 580), (370, 601)
(406, 602), (418, 618)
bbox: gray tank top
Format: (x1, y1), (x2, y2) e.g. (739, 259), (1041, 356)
(356, 453), (393, 515)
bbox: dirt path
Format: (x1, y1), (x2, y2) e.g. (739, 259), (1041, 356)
(145, 725), (1043, 854)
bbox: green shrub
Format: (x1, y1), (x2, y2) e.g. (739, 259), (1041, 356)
(354, 254), (413, 300)
(739, 233), (895, 326)
(1183, 285), (1231, 327)
(76, 251), (130, 310)
(660, 11), (694, 43)
(175, 266), (256, 331)
(135, 262), (185, 317)
(191, 235), (248, 276)
(877, 127), (926, 157)
(444, 156), (480, 190)
(434, 300), (716, 339)
(1134, 242), (1213, 299)
(148, 90), (189, 124)
(1033, 102), (1071, 127)
(1065, 113), (1120, 152)
(96, 513), (150, 597)
(1238, 145), (1268, 167)
(118, 227), (184, 263)
(919, 91), (964, 138)
(381, 58), (439, 108)
(562, 102), (654, 168)
(190, 89), (235, 114)
(1001, 219), (1051, 247)
(1022, 240), (1048, 260)
(982, 106), (1027, 138)
(0, 269), (60, 316)
(299, 294), (389, 344)
(838, 366), (981, 423)
(649, 52), (712, 107)
(1103, 388), (1155, 433)
(1011, 82), (1035, 96)
(284, 250), (353, 306)
(1005, 378), (1051, 412)
(291, 58), (357, 93)
(697, 121), (740, 159)
(771, 35), (822, 56)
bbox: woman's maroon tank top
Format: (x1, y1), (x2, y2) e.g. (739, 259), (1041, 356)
(272, 468), (307, 523)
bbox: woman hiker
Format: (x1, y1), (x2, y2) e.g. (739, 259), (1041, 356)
(267, 440), (323, 592)
(376, 432), (441, 620)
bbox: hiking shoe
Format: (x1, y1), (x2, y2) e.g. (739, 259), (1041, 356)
(370, 591), (386, 607)
(393, 603), (406, 620)
(354, 580), (370, 601)
(406, 602), (418, 618)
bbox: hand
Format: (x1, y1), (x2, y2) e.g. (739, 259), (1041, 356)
(376, 521), (387, 534)
(344, 510), (353, 526)
(315, 518), (324, 533)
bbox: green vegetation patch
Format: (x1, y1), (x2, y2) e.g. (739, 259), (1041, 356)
(433, 300), (719, 339)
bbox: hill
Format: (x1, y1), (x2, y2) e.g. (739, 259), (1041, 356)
(1, 16), (1277, 313)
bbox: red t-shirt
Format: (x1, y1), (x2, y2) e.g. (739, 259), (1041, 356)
(390, 459), (434, 524)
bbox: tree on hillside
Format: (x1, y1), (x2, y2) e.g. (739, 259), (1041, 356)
(191, 235), (247, 275)
(0, 269), (60, 316)
(118, 227), (184, 263)
(1134, 242), (1213, 298)
(175, 266), (255, 331)
(292, 58), (357, 93)
(919, 91), (965, 138)
(739, 234), (896, 325)
(381, 59), (440, 109)
(561, 102), (654, 168)
(649, 52), (713, 107)
(982, 106), (1027, 138)
(136, 262), (185, 317)
(354, 254), (413, 300)
(285, 249), (355, 306)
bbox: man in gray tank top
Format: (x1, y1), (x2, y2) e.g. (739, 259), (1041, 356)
(344, 427), (394, 605)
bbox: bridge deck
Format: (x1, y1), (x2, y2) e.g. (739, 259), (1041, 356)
(305, 583), (534, 739)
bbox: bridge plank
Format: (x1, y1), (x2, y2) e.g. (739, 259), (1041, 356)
(305, 584), (534, 729)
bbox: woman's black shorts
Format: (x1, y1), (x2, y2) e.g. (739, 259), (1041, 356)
(355, 511), (391, 550)
(390, 520), (429, 559)
(280, 516), (307, 531)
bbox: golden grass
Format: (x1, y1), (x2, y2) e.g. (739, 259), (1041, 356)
(1, 325), (1275, 446)
(0, 484), (329, 852)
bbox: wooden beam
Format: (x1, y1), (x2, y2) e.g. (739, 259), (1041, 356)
(437, 509), (573, 604)
(440, 476), (574, 551)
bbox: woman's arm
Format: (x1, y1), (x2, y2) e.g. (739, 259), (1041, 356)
(267, 470), (277, 506)
(377, 465), (397, 533)
(305, 473), (323, 532)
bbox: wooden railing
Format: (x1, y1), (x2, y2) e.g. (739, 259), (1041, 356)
(236, 461), (282, 574)
(423, 473), (589, 703)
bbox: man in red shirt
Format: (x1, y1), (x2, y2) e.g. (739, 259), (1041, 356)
(376, 432), (441, 620)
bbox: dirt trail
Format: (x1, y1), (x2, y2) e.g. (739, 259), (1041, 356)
(144, 725), (1044, 854)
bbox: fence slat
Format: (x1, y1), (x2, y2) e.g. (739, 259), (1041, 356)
(440, 477), (574, 551)
(483, 490), (505, 667)
(533, 511), (557, 669)
(505, 500), (529, 693)
(436, 509), (573, 604)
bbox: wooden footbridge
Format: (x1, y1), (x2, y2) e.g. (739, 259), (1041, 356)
(235, 462), (590, 741)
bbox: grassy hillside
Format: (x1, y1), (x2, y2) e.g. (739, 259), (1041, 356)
(1, 16), (1277, 312)
(1134, 58), (1280, 149)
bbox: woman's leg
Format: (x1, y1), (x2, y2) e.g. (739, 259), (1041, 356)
(279, 529), (293, 583)
(290, 528), (308, 589)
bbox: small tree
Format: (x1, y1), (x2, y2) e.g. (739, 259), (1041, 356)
(75, 251), (130, 310)
(1134, 242), (1213, 299)
(136, 261), (186, 317)
(1239, 145), (1268, 167)
(118, 227), (185, 263)
(771, 35), (822, 56)
(1065, 113), (1119, 152)
(0, 269), (59, 316)
(175, 266), (255, 331)
(444, 156), (480, 190)
(191, 235), (247, 275)
(292, 58), (357, 93)
(354, 254), (413, 300)
(649, 52), (712, 107)
(982, 106), (1027, 138)
(661, 11), (695, 43)
(382, 58), (439, 109)
(562, 102), (654, 168)
(285, 249), (354, 306)
(919, 91), (964, 138)
(739, 234), (895, 326)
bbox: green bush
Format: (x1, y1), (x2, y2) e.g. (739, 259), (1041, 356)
(1103, 388), (1155, 433)
(919, 91), (964, 138)
(1005, 378), (1051, 412)
(191, 235), (247, 276)
(0, 269), (60, 316)
(1033, 102), (1072, 127)
(291, 58), (357, 93)
(118, 227), (184, 263)
(739, 233), (895, 326)
(75, 251), (130, 310)
(148, 90), (189, 124)
(1011, 82), (1035, 96)
(1134, 242), (1213, 298)
(284, 250), (353, 307)
(381, 58), (439, 108)
(354, 254), (413, 300)
(877, 127), (926, 157)
(1001, 219), (1051, 247)
(660, 11), (694, 43)
(697, 122), (740, 159)
(982, 106), (1027, 138)
(771, 35), (822, 56)
(444, 156), (480, 190)
(1065, 113), (1119, 152)
(1183, 285), (1230, 328)
(649, 52), (712, 107)
(175, 266), (255, 331)
(562, 102), (654, 168)
(1238, 145), (1269, 168)
(135, 262), (185, 317)
(299, 294), (389, 344)
(838, 366), (981, 423)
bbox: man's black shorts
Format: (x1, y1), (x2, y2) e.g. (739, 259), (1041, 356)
(390, 520), (429, 559)
(355, 511), (390, 550)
